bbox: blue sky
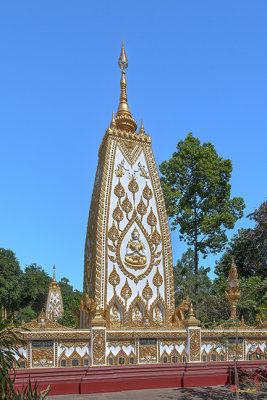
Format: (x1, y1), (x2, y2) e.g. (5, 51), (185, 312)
(0, 1), (266, 291)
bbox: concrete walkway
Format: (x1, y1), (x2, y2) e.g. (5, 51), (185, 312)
(49, 385), (266, 400)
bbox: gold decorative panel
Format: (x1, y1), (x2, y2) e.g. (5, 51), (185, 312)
(189, 329), (201, 362)
(32, 348), (54, 368)
(92, 329), (106, 365)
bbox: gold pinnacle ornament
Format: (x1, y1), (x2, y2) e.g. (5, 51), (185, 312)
(116, 41), (137, 132)
(226, 257), (241, 320)
(118, 41), (128, 70)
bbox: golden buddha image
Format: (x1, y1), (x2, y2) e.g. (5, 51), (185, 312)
(132, 304), (143, 322)
(124, 228), (147, 269)
(153, 305), (163, 325)
(110, 304), (121, 328)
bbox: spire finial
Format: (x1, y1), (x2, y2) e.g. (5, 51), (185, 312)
(51, 264), (58, 288)
(110, 112), (116, 128)
(139, 119), (145, 135)
(115, 42), (137, 132)
(118, 41), (128, 70)
(116, 44), (131, 117)
(189, 303), (195, 318)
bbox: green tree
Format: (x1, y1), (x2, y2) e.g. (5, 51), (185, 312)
(0, 249), (22, 314)
(57, 278), (82, 327)
(238, 276), (267, 325)
(173, 248), (230, 325)
(16, 306), (36, 323)
(20, 264), (51, 314)
(160, 133), (245, 272)
(215, 201), (267, 278)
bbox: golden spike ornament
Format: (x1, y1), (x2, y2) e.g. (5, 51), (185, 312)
(118, 41), (128, 70)
(51, 264), (58, 288)
(183, 303), (200, 327)
(139, 119), (145, 135)
(226, 257), (241, 320)
(116, 42), (137, 132)
(110, 112), (116, 128)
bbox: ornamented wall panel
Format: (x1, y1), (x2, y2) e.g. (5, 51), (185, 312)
(106, 339), (135, 359)
(106, 142), (171, 326)
(92, 328), (106, 366)
(57, 340), (90, 367)
(160, 339), (186, 357)
(189, 329), (201, 362)
(139, 344), (157, 363)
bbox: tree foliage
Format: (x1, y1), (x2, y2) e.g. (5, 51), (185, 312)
(174, 248), (230, 325)
(20, 264), (51, 314)
(0, 249), (82, 327)
(57, 278), (82, 327)
(215, 201), (267, 278)
(160, 133), (245, 272)
(174, 248), (266, 326)
(0, 249), (22, 314)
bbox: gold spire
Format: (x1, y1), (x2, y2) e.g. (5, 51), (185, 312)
(139, 119), (145, 135)
(116, 70), (131, 117)
(226, 256), (241, 320)
(115, 41), (137, 132)
(183, 303), (200, 327)
(118, 41), (128, 70)
(91, 304), (106, 327)
(110, 112), (116, 128)
(51, 264), (58, 288)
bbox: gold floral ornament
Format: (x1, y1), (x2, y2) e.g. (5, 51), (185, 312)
(142, 280), (153, 306)
(121, 193), (133, 218)
(147, 207), (157, 229)
(112, 202), (124, 228)
(114, 179), (125, 199)
(153, 267), (163, 295)
(142, 182), (153, 205)
(109, 265), (120, 294)
(128, 175), (139, 203)
(151, 227), (161, 246)
(121, 278), (132, 307)
(137, 197), (147, 220)
(108, 221), (119, 243)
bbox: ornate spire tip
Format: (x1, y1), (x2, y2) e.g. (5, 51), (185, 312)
(118, 41), (128, 70)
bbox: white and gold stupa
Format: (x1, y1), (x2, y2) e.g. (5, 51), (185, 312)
(81, 42), (175, 332)
(17, 45), (265, 371)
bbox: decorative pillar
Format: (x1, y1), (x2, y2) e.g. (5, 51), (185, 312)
(226, 257), (241, 320)
(184, 304), (201, 362)
(91, 305), (106, 366)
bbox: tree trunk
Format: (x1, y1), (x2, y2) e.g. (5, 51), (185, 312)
(193, 201), (198, 274)
(194, 232), (198, 273)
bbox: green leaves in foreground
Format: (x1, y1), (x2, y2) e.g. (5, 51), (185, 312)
(0, 309), (50, 399)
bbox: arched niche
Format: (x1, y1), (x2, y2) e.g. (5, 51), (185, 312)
(128, 295), (146, 327)
(107, 295), (125, 328)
